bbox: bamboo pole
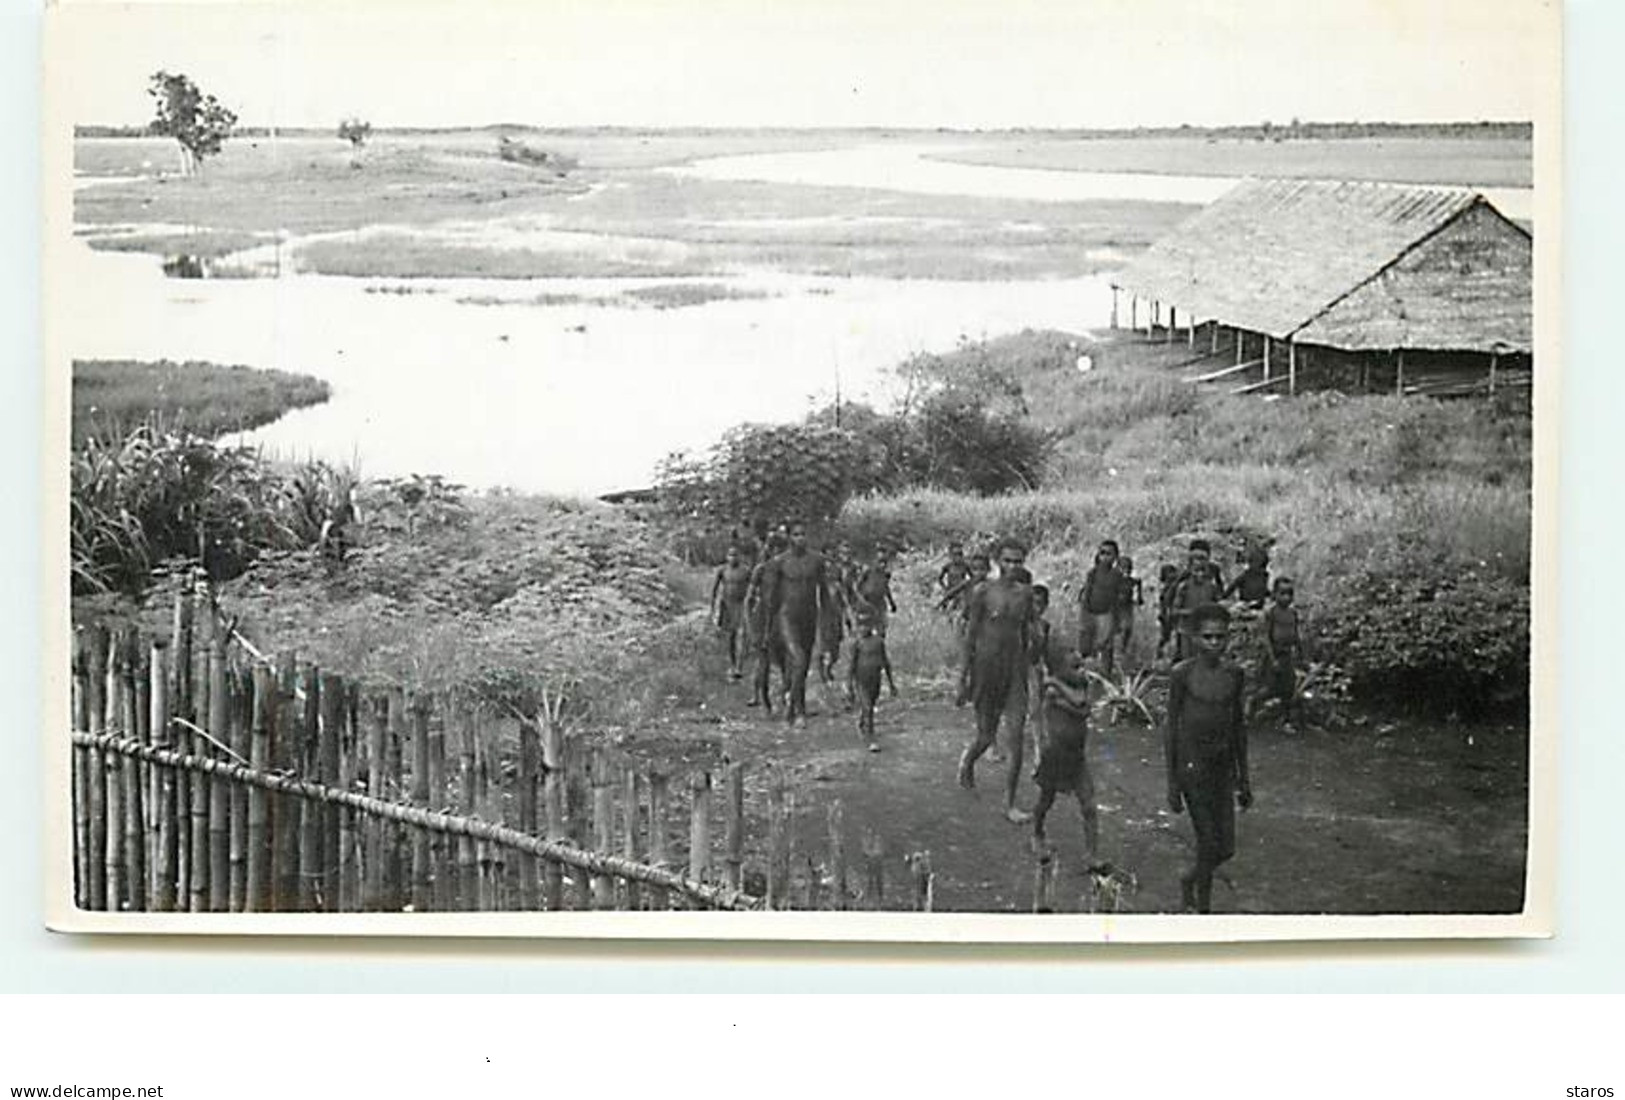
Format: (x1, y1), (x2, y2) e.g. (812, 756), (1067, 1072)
(591, 751), (616, 909)
(909, 851), (934, 912)
(384, 690), (406, 910)
(318, 672), (343, 910)
(429, 703), (450, 911)
(455, 707), (479, 910)
(246, 667), (274, 911)
(766, 769), (788, 910)
(104, 631), (127, 910)
(408, 696), (432, 911)
(475, 713), (497, 911)
(687, 770), (713, 893)
(120, 630), (147, 912)
(517, 717), (540, 910)
(228, 667), (251, 912)
(723, 762), (744, 894)
(150, 640), (176, 911)
(364, 694), (388, 910)
(85, 627), (108, 910)
(296, 666), (322, 910)
(135, 639), (154, 905)
(76, 732), (762, 910)
(569, 741), (592, 911)
(1033, 849), (1056, 914)
(270, 653), (300, 910)
(172, 590), (195, 903)
(204, 631), (228, 912)
(862, 831), (884, 910)
(621, 767), (643, 910)
(71, 630), (91, 908)
(827, 801), (847, 911)
(647, 770), (670, 911)
(541, 716), (566, 910)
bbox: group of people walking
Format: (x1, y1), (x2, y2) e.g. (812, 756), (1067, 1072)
(708, 519), (1305, 913)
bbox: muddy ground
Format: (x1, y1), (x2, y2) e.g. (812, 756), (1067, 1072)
(614, 646), (1528, 916)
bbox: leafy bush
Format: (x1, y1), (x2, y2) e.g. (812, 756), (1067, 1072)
(1315, 563), (1529, 716)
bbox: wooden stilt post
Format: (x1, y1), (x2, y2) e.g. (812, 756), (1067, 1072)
(1187, 313), (1196, 348)
(1165, 304), (1175, 344)
(1396, 349), (1406, 395)
(1210, 319), (1219, 354)
(1262, 335), (1271, 382)
(205, 632), (228, 912)
(685, 773), (711, 890)
(540, 714), (565, 910)
(1129, 295), (1138, 332)
(1235, 329), (1244, 366)
(150, 640), (176, 912)
(1489, 352), (1499, 396)
(1288, 340), (1298, 396)
(827, 801), (847, 911)
(1109, 286), (1118, 329)
(723, 762), (744, 895)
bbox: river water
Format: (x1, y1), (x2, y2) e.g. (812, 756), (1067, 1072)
(68, 142), (1531, 496)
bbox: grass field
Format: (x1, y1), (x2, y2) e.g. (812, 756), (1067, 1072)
(72, 359), (331, 445)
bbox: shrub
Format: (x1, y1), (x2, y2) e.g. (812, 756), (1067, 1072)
(1315, 563), (1529, 716)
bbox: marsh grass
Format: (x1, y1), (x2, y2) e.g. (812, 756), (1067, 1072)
(73, 359), (331, 446)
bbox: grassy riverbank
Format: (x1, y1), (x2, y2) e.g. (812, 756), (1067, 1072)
(72, 359), (331, 445)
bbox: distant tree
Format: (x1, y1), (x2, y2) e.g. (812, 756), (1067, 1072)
(147, 71), (238, 175)
(338, 117), (373, 149)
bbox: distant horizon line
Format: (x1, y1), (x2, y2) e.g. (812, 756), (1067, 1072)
(74, 119), (1535, 138)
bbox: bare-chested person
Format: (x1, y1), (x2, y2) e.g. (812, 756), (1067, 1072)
(761, 521), (830, 726)
(854, 546), (897, 635)
(745, 530), (789, 711)
(710, 545), (753, 681)
(816, 558), (851, 685)
(957, 538), (1037, 823)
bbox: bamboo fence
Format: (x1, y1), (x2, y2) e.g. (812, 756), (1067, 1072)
(69, 594), (933, 915)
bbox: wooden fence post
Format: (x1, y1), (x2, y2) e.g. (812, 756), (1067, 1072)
(688, 770), (712, 894)
(541, 716), (566, 910)
(766, 769), (788, 911)
(104, 630), (127, 910)
(296, 666), (322, 911)
(228, 667), (251, 912)
(172, 587), (195, 903)
(621, 767), (643, 911)
(1033, 849), (1057, 914)
(270, 652), (301, 911)
(71, 630), (91, 909)
(517, 716), (540, 910)
(827, 801), (847, 911)
(862, 830), (885, 910)
(909, 852), (934, 912)
(474, 712), (497, 911)
(363, 694), (388, 911)
(85, 627), (108, 910)
(590, 751), (616, 909)
(150, 639), (176, 912)
(568, 739), (592, 911)
(429, 702), (450, 911)
(245, 667), (274, 911)
(384, 689), (406, 910)
(317, 671), (343, 910)
(647, 770), (670, 911)
(723, 762), (744, 895)
(204, 630), (228, 912)
(120, 629), (147, 912)
(452, 706), (475, 911)
(409, 695), (432, 912)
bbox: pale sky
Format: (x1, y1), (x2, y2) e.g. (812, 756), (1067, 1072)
(52, 0), (1556, 130)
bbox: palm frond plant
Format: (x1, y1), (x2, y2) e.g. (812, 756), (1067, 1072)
(1086, 667), (1161, 726)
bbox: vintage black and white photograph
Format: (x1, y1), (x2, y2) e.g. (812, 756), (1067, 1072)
(44, 0), (1557, 937)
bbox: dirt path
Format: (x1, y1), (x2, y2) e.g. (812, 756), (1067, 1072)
(625, 659), (1528, 915)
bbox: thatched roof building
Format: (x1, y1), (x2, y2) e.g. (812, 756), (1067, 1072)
(1110, 179), (1532, 396)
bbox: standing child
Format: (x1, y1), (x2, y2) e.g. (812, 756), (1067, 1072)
(938, 541), (971, 603)
(1155, 563), (1181, 659)
(1224, 544), (1272, 609)
(856, 547), (898, 634)
(939, 549), (990, 625)
(710, 546), (754, 681)
(1077, 540), (1124, 676)
(847, 610), (897, 753)
(1259, 577), (1302, 730)
(1113, 555), (1143, 670)
(1165, 603), (1252, 914)
(1032, 649), (1106, 871)
(1169, 540), (1225, 660)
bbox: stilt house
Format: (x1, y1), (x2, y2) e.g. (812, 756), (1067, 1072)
(1110, 179), (1532, 397)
